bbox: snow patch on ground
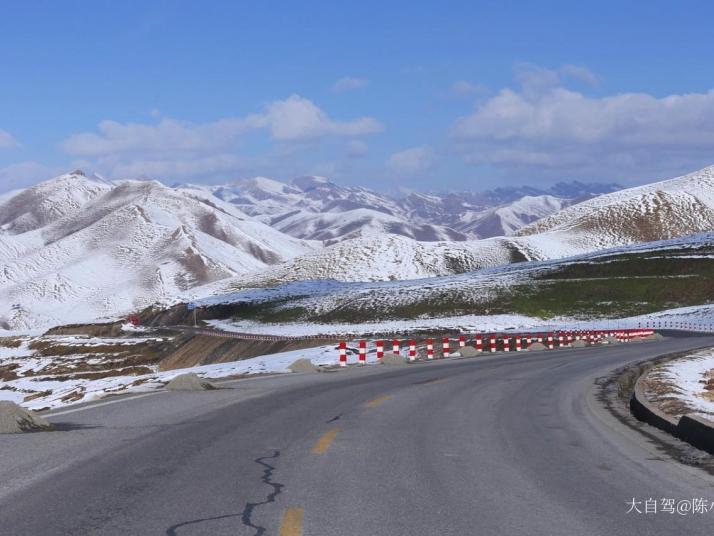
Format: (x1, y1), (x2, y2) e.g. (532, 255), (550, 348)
(0, 341), (364, 411)
(656, 350), (714, 418)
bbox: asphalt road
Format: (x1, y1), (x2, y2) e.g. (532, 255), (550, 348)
(2, 337), (714, 535)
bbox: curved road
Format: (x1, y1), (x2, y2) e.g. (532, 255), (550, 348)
(2, 337), (714, 535)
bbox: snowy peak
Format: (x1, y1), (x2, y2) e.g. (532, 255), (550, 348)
(0, 171), (113, 235)
(0, 177), (314, 331)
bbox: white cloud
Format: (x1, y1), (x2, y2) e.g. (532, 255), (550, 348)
(60, 95), (382, 179)
(332, 77), (369, 92)
(0, 129), (19, 149)
(450, 80), (488, 97)
(260, 95), (381, 141)
(62, 117), (259, 157)
(450, 69), (714, 179)
(386, 146), (434, 175)
(0, 161), (53, 191)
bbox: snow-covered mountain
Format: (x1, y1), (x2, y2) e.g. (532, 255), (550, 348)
(5, 165), (712, 333)
(0, 172), (314, 331)
(208, 175), (615, 241)
(514, 166), (714, 258)
(210, 175), (465, 242)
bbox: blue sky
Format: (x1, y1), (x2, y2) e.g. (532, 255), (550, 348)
(2, 0), (714, 193)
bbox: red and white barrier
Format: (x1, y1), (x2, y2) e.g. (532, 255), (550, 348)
(489, 334), (497, 353)
(525, 334), (532, 347)
(359, 340), (367, 365)
(503, 335), (510, 352)
(547, 333), (554, 350)
(443, 337), (450, 358)
(426, 338), (434, 360)
(376, 340), (384, 361)
(515, 335), (522, 352)
(339, 341), (347, 367)
(458, 335), (465, 348)
(392, 340), (400, 355)
(475, 334), (483, 352)
(408, 340), (417, 362)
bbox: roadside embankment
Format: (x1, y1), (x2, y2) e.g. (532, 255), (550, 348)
(630, 348), (714, 454)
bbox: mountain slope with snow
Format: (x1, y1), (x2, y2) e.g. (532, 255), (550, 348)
(0, 173), (314, 331)
(515, 166), (714, 258)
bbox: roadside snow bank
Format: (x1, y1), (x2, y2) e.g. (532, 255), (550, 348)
(1, 344), (361, 411)
(654, 349), (714, 418)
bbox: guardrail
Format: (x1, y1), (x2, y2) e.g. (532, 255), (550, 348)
(162, 325), (668, 367)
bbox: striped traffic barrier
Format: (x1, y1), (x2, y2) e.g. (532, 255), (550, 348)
(489, 334), (497, 353)
(392, 340), (400, 356)
(515, 335), (522, 352)
(359, 340), (367, 365)
(426, 338), (434, 360)
(503, 335), (510, 352)
(376, 340), (384, 361)
(547, 333), (554, 350)
(458, 335), (465, 348)
(475, 334), (483, 352)
(339, 341), (347, 367)
(408, 340), (417, 362)
(443, 337), (450, 358)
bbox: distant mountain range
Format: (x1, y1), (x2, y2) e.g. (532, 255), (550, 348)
(203, 175), (620, 241)
(3, 166), (714, 332)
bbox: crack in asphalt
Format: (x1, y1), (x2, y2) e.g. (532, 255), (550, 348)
(240, 450), (284, 536)
(326, 413), (342, 423)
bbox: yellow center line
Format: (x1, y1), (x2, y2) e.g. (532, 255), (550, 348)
(279, 507), (304, 536)
(312, 428), (340, 454)
(365, 394), (392, 408)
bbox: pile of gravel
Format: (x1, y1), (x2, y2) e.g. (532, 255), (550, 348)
(381, 354), (407, 366)
(0, 401), (54, 434)
(166, 373), (217, 391)
(460, 347), (481, 358)
(528, 342), (547, 352)
(288, 358), (318, 373)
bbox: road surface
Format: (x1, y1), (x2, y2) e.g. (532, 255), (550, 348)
(1, 337), (714, 535)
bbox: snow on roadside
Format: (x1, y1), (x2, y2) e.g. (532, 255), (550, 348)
(207, 315), (549, 336)
(206, 303), (714, 337)
(1, 343), (355, 412)
(655, 349), (714, 418)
